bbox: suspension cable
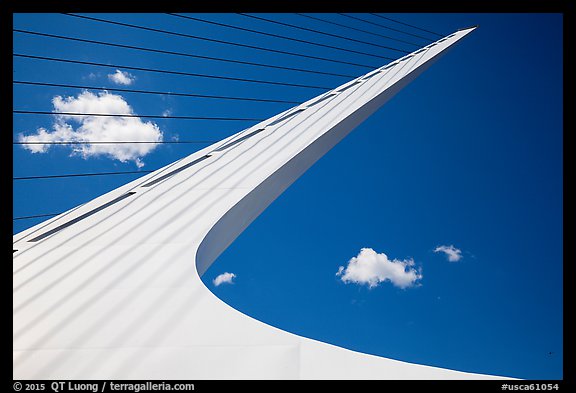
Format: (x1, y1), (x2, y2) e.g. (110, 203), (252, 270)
(14, 110), (264, 121)
(236, 13), (410, 55)
(295, 13), (421, 47)
(13, 54), (333, 90)
(63, 13), (378, 70)
(169, 12), (404, 58)
(13, 81), (299, 104)
(369, 13), (445, 38)
(13, 29), (360, 78)
(337, 13), (433, 41)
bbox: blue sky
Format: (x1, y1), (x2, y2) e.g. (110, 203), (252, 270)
(12, 13), (563, 379)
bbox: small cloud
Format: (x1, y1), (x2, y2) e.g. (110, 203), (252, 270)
(162, 109), (172, 117)
(434, 245), (463, 262)
(18, 91), (162, 168)
(108, 69), (135, 85)
(336, 248), (422, 289)
(82, 72), (101, 81)
(213, 272), (236, 286)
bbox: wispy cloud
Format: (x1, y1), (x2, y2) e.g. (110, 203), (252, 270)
(17, 91), (163, 168)
(434, 245), (463, 262)
(108, 69), (136, 86)
(213, 272), (236, 286)
(162, 109), (172, 117)
(337, 248), (422, 289)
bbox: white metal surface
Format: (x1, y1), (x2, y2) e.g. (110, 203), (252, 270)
(14, 27), (511, 379)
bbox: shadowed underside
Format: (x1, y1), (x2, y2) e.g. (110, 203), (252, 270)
(13, 26), (512, 379)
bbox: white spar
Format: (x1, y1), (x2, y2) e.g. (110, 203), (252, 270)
(14, 26), (512, 379)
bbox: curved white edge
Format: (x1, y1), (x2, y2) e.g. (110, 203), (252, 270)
(13, 27), (517, 379)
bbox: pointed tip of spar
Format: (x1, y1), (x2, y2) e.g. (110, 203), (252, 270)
(457, 25), (480, 31)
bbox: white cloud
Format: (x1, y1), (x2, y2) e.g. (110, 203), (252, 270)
(162, 109), (172, 117)
(336, 248), (422, 289)
(108, 69), (135, 85)
(434, 245), (463, 262)
(213, 272), (236, 286)
(18, 91), (163, 168)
